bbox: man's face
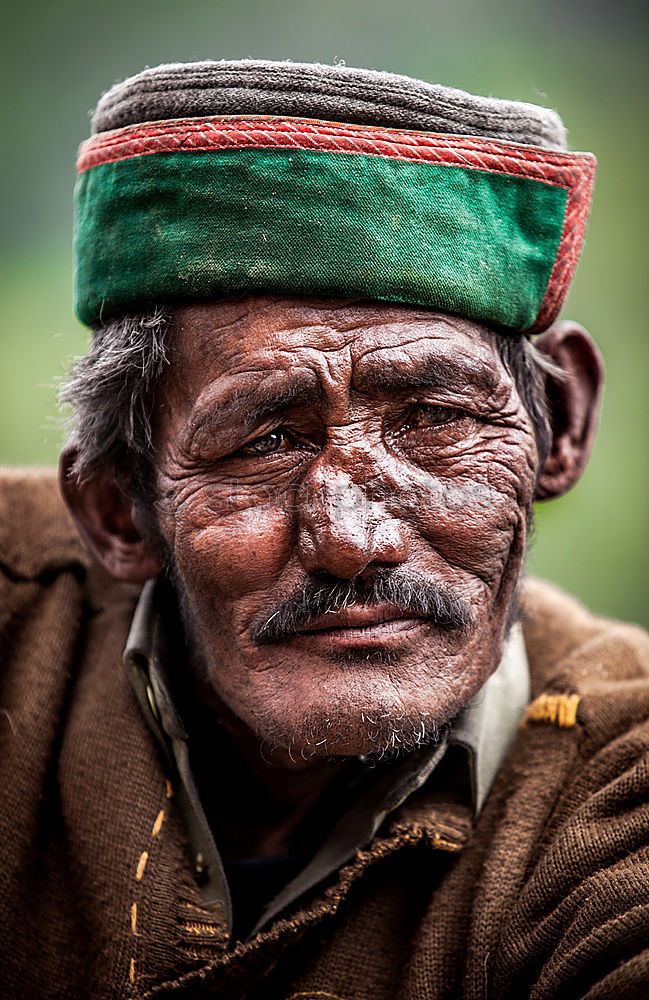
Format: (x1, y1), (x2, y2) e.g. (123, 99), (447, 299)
(153, 296), (539, 759)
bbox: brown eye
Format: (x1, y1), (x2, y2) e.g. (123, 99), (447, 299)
(416, 405), (461, 426)
(242, 430), (286, 455)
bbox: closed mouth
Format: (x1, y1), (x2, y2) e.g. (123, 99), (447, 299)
(284, 603), (428, 648)
(298, 602), (422, 633)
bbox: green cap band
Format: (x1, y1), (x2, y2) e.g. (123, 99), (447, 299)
(74, 116), (596, 331)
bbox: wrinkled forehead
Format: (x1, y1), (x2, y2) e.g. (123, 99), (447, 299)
(168, 296), (507, 401)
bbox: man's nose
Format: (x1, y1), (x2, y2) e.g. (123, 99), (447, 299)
(296, 465), (409, 579)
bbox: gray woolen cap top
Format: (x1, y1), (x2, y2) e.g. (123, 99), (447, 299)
(91, 59), (568, 151)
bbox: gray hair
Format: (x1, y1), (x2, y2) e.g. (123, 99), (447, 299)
(60, 309), (559, 502)
(59, 311), (171, 502)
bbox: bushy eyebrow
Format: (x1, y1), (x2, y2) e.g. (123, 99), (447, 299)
(245, 383), (322, 424)
(188, 371), (322, 444)
(353, 353), (502, 397)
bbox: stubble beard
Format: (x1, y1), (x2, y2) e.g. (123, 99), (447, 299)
(167, 564), (476, 762)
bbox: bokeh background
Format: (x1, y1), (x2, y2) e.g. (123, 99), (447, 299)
(1, 0), (647, 626)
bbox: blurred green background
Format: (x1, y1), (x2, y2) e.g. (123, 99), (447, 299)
(1, 0), (647, 625)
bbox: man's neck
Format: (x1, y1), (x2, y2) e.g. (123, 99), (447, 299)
(182, 680), (348, 861)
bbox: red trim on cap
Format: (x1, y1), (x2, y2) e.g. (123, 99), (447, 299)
(533, 161), (595, 331)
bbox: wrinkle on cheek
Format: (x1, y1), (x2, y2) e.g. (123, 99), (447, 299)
(159, 465), (289, 519)
(197, 479), (302, 516)
(411, 430), (537, 508)
(157, 471), (209, 513)
(371, 443), (533, 586)
(174, 503), (295, 600)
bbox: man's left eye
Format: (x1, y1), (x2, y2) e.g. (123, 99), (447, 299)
(409, 405), (463, 427)
(241, 430), (287, 455)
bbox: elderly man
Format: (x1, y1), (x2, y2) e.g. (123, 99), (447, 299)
(1, 59), (647, 1000)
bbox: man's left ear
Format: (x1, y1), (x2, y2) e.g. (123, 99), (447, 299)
(59, 447), (163, 582)
(534, 320), (605, 501)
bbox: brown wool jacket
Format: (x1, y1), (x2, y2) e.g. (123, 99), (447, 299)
(1, 467), (648, 1000)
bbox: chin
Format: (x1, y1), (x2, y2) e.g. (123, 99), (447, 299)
(248, 691), (453, 762)
(257, 714), (444, 762)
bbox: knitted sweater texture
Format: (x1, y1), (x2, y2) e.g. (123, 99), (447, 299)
(0, 468), (648, 1000)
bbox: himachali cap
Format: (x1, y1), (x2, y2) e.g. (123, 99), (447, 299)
(74, 59), (596, 333)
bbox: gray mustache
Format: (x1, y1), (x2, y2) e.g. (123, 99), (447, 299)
(251, 568), (476, 645)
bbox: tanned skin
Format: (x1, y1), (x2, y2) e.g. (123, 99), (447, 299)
(61, 296), (603, 858)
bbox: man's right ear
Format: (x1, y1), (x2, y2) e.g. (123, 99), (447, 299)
(59, 447), (162, 583)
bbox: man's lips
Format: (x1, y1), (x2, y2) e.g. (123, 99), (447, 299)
(276, 602), (428, 650)
(298, 602), (423, 633)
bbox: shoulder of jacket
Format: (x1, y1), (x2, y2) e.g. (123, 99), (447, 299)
(0, 466), (90, 578)
(522, 576), (649, 744)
